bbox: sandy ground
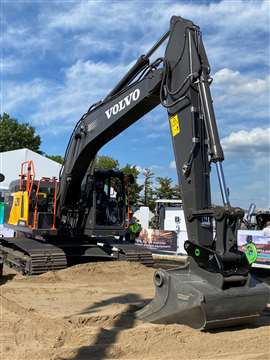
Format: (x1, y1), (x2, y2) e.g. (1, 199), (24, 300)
(0, 261), (270, 360)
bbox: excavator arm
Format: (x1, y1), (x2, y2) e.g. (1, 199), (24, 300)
(57, 16), (269, 329)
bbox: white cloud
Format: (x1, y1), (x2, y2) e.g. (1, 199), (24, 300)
(2, 1), (269, 70)
(1, 24), (50, 56)
(2, 79), (50, 113)
(73, 35), (117, 54)
(46, 2), (146, 32)
(3, 1), (269, 133)
(2, 1), (270, 140)
(221, 127), (270, 155)
(46, 1), (269, 35)
(35, 0), (269, 67)
(169, 160), (176, 169)
(1, 57), (22, 74)
(3, 60), (130, 127)
(146, 133), (163, 140)
(211, 67), (270, 128)
(214, 68), (269, 96)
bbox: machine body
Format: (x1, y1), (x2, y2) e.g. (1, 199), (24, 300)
(1, 16), (269, 328)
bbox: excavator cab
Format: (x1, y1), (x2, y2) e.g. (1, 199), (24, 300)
(83, 169), (127, 236)
(6, 164), (129, 238)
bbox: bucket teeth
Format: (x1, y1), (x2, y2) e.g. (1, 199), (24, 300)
(136, 259), (270, 330)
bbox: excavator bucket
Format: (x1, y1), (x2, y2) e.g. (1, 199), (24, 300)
(136, 258), (270, 330)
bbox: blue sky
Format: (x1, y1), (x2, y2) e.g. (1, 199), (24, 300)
(1, 0), (269, 208)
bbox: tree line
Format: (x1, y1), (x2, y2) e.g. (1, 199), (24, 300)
(95, 156), (181, 210)
(0, 113), (181, 209)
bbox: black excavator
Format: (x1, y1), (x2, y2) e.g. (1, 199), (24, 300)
(1, 15), (269, 329)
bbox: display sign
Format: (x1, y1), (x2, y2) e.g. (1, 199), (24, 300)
(136, 229), (177, 252)
(238, 230), (270, 269)
(0, 224), (14, 237)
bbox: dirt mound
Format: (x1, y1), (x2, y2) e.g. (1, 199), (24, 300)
(1, 262), (270, 360)
(36, 261), (153, 283)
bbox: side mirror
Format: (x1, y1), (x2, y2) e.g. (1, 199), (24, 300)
(0, 173), (5, 183)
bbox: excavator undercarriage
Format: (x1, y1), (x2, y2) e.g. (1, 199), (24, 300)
(0, 236), (153, 275)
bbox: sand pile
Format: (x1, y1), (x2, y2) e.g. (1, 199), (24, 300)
(0, 262), (269, 360)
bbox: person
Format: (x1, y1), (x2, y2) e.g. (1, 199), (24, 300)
(95, 180), (108, 224)
(263, 221), (270, 236)
(126, 217), (142, 243)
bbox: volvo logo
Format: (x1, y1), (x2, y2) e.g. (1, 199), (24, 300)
(105, 88), (140, 119)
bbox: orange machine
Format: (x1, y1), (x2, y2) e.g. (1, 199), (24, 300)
(8, 161), (58, 231)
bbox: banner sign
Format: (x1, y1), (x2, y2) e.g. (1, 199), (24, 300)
(0, 224), (14, 237)
(136, 228), (177, 252)
(238, 230), (270, 269)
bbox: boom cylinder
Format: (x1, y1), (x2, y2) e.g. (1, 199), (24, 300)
(198, 74), (224, 162)
(216, 162), (230, 206)
(198, 72), (230, 206)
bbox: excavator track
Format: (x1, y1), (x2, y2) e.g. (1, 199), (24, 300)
(116, 244), (154, 266)
(0, 237), (153, 275)
(0, 237), (67, 275)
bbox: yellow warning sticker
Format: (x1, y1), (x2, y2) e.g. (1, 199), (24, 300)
(170, 114), (180, 137)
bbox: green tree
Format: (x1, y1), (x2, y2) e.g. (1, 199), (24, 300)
(95, 155), (119, 170)
(142, 168), (155, 210)
(172, 184), (182, 199)
(46, 155), (64, 165)
(0, 113), (41, 153)
(121, 164), (143, 205)
(155, 176), (174, 199)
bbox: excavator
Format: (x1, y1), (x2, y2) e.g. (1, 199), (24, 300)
(1, 15), (269, 329)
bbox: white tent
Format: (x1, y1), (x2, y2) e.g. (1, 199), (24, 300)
(0, 148), (62, 189)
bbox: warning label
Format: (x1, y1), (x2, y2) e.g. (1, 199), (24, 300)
(170, 114), (180, 137)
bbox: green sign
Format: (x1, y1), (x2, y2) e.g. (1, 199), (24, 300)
(244, 243), (257, 264)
